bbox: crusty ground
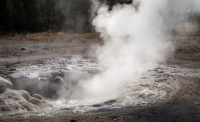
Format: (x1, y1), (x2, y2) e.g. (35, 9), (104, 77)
(0, 35), (200, 122)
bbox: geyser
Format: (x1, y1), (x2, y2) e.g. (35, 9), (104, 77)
(81, 0), (174, 101)
(9, 0), (200, 113)
(12, 57), (179, 113)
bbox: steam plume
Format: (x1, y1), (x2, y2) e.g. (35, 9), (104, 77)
(58, 0), (200, 103)
(78, 0), (174, 102)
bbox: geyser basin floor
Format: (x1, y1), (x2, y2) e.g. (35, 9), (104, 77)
(8, 57), (195, 116)
(0, 38), (200, 121)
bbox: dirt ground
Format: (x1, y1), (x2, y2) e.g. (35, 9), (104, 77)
(0, 35), (200, 122)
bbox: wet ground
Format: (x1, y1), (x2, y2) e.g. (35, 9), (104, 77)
(0, 37), (200, 121)
(8, 58), (178, 113)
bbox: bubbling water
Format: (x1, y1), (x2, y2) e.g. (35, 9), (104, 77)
(10, 57), (190, 113)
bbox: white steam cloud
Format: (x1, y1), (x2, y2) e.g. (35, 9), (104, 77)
(53, 0), (200, 104)
(9, 0), (200, 109)
(193, 0), (200, 12)
(79, 0), (175, 102)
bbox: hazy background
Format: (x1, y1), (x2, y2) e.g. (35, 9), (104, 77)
(49, 0), (200, 102)
(0, 0), (200, 36)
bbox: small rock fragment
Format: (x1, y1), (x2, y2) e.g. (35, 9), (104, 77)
(0, 83), (6, 94)
(17, 90), (31, 101)
(52, 76), (64, 84)
(28, 97), (41, 105)
(0, 76), (13, 89)
(21, 48), (25, 51)
(0, 96), (27, 113)
(28, 97), (52, 110)
(32, 94), (44, 100)
(18, 100), (39, 111)
(3, 89), (26, 101)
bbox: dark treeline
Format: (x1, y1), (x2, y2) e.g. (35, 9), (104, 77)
(106, 0), (132, 10)
(58, 0), (133, 33)
(0, 0), (135, 35)
(0, 0), (65, 34)
(0, 0), (93, 35)
(1, 0), (199, 35)
(58, 0), (92, 33)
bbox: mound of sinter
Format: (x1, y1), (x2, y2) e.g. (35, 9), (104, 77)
(11, 58), (101, 99)
(0, 76), (51, 113)
(10, 58), (177, 110)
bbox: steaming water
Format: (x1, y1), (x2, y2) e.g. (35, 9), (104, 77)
(6, 0), (200, 116)
(10, 57), (200, 115)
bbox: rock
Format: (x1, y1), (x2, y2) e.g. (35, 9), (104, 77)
(11, 76), (50, 97)
(41, 100), (53, 108)
(0, 83), (6, 94)
(28, 97), (41, 105)
(51, 71), (64, 78)
(70, 120), (78, 122)
(0, 96), (7, 105)
(1, 89), (40, 112)
(32, 94), (44, 100)
(0, 96), (27, 113)
(0, 89), (50, 113)
(21, 48), (25, 51)
(51, 71), (60, 78)
(0, 76), (13, 89)
(2, 89), (26, 101)
(52, 76), (64, 84)
(28, 97), (52, 110)
(81, 68), (100, 75)
(0, 104), (26, 113)
(17, 90), (31, 101)
(18, 100), (39, 111)
(47, 76), (65, 98)
(46, 84), (59, 98)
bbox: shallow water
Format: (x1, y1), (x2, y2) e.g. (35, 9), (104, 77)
(10, 57), (200, 115)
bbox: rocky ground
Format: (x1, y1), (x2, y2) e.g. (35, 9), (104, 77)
(0, 35), (199, 121)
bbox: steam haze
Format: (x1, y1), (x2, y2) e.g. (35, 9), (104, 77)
(78, 0), (176, 102)
(11, 0), (200, 105)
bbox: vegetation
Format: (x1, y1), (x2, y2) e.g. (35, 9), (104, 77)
(0, 0), (63, 34)
(0, 0), (92, 35)
(1, 0), (199, 36)
(0, 0), (135, 36)
(0, 32), (100, 41)
(58, 0), (92, 33)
